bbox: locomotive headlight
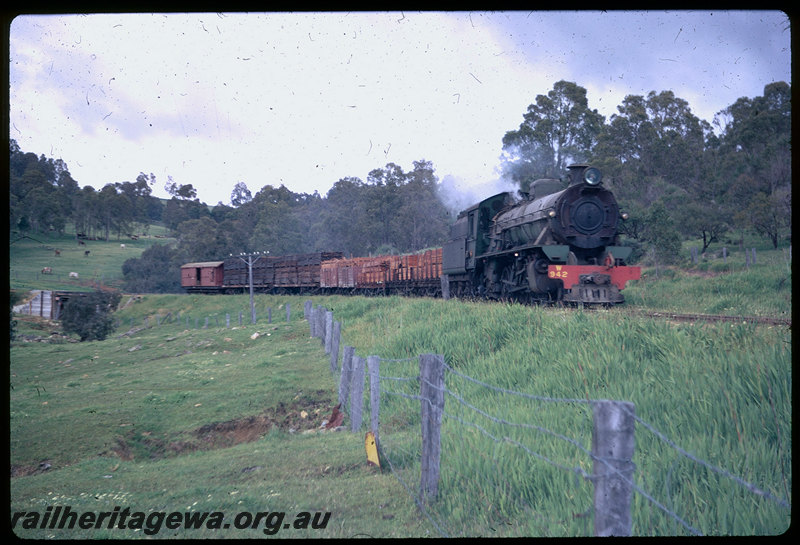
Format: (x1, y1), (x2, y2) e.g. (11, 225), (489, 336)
(621, 212), (629, 220)
(548, 210), (556, 218)
(583, 167), (603, 186)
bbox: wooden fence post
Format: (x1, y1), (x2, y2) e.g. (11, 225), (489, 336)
(304, 300), (312, 321)
(338, 346), (355, 408)
(226, 313), (230, 328)
(239, 311), (243, 327)
(286, 302), (291, 322)
(324, 311), (334, 354)
(350, 356), (365, 432)
(313, 305), (322, 338)
(309, 305), (317, 337)
(592, 400), (635, 537)
(419, 353), (445, 502)
(330, 321), (341, 374)
(268, 307), (272, 324)
(317, 307), (327, 347)
(367, 355), (381, 445)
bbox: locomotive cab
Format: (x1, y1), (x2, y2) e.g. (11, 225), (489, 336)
(442, 192), (513, 277)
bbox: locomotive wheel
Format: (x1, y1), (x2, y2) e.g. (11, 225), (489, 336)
(500, 266), (515, 301)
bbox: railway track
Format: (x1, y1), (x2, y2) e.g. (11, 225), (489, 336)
(455, 295), (791, 327)
(624, 309), (791, 327)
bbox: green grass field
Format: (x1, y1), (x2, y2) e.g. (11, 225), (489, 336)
(9, 224), (173, 293)
(9, 233), (792, 537)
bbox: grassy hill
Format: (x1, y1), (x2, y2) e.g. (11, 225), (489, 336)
(9, 224), (174, 294)
(9, 289), (791, 537)
(10, 295), (435, 538)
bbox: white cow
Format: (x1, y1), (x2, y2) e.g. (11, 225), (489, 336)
(120, 244), (126, 249)
(69, 272), (79, 279)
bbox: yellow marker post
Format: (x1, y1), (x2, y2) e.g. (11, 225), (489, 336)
(365, 431), (381, 468)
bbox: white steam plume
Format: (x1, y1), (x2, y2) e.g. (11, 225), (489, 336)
(437, 174), (520, 217)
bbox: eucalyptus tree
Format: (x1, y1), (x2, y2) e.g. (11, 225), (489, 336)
(318, 176), (370, 256)
(392, 160), (450, 252)
(501, 80), (605, 191)
(230, 181), (253, 207)
(714, 82), (791, 247)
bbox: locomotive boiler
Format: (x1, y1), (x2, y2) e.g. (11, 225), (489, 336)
(442, 164), (640, 304)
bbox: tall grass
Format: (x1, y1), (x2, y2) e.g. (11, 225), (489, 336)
(623, 243), (791, 317)
(327, 297), (791, 536)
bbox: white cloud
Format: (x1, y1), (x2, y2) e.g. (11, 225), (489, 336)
(9, 11), (791, 205)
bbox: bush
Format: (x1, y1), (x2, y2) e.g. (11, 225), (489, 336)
(122, 243), (183, 293)
(60, 290), (122, 341)
(9, 290), (23, 341)
(642, 201), (682, 265)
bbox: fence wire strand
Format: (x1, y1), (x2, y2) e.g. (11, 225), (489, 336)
(307, 302), (788, 537)
(431, 374), (704, 536)
(620, 404), (791, 509)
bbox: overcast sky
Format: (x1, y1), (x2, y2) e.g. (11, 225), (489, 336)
(8, 10), (791, 207)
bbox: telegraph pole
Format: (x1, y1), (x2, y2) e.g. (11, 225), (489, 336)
(233, 252), (268, 324)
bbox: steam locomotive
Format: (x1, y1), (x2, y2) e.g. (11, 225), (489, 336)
(182, 165), (640, 304)
(442, 164), (640, 304)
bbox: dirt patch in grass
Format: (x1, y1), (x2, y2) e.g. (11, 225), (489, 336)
(110, 390), (338, 461)
(11, 390), (340, 476)
(10, 460), (54, 478)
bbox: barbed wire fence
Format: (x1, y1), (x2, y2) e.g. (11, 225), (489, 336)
(97, 298), (788, 536)
(305, 300), (790, 538)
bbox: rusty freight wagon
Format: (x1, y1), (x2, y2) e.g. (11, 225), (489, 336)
(217, 252), (343, 293)
(320, 249), (443, 296)
(386, 248), (442, 295)
(320, 256), (390, 292)
(181, 261), (225, 292)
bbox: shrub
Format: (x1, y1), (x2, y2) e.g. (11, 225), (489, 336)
(122, 243), (183, 293)
(60, 290), (122, 341)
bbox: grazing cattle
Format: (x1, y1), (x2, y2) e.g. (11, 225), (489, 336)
(41, 267), (52, 275)
(120, 244), (126, 249)
(84, 250), (91, 257)
(69, 272), (79, 279)
(54, 249), (61, 257)
(78, 240), (86, 246)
